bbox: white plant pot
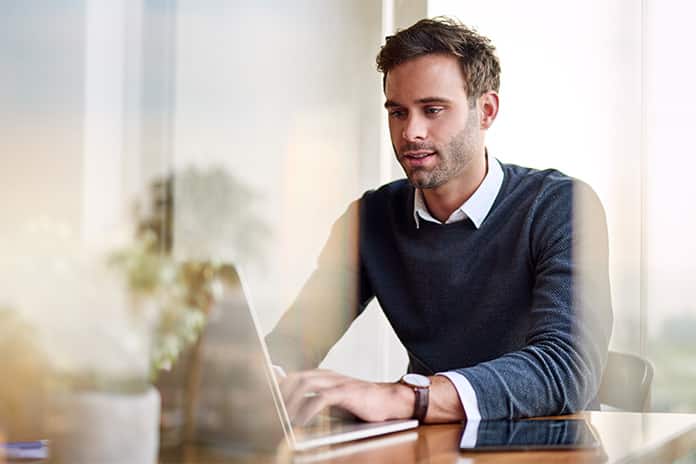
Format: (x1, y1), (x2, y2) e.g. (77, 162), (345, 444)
(50, 386), (160, 464)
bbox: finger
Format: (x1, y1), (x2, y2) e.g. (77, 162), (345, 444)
(294, 388), (344, 426)
(279, 369), (338, 402)
(293, 393), (327, 426)
(272, 365), (287, 382)
(284, 375), (347, 420)
(278, 373), (300, 406)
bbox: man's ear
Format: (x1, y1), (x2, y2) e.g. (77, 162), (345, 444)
(478, 91), (499, 130)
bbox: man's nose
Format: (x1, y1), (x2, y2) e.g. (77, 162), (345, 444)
(402, 115), (427, 141)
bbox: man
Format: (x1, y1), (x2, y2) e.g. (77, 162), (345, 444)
(267, 17), (612, 424)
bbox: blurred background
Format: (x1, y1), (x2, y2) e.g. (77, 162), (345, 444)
(1, 0), (695, 447)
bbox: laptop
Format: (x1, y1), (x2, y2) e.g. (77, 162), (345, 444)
(191, 264), (417, 453)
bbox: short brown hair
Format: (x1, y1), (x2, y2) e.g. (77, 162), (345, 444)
(376, 17), (500, 100)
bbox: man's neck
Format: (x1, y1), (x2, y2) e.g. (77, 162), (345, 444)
(421, 153), (488, 223)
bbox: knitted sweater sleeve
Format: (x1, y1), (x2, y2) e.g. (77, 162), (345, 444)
(454, 179), (613, 419)
(265, 200), (374, 371)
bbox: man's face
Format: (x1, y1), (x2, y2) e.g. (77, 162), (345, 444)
(385, 53), (483, 190)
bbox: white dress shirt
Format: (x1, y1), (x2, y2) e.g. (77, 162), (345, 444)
(413, 157), (504, 422)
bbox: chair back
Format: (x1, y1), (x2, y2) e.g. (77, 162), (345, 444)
(598, 351), (654, 412)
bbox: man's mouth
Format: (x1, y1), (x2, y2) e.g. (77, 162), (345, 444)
(402, 151), (436, 167)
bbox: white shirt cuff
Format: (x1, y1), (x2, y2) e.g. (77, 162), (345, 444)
(436, 371), (482, 421)
(459, 418), (481, 448)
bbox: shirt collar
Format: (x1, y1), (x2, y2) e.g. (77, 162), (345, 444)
(413, 156), (504, 229)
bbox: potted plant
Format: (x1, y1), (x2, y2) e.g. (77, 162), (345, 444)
(113, 166), (270, 447)
(0, 166), (269, 461)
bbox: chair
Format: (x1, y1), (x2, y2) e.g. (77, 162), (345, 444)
(598, 351), (654, 412)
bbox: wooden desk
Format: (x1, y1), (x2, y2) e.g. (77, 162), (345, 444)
(159, 411), (696, 464)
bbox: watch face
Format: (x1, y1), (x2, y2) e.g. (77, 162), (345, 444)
(402, 373), (430, 388)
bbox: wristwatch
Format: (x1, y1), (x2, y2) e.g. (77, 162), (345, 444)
(400, 373), (431, 422)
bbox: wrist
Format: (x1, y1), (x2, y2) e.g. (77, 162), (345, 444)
(385, 381), (417, 420)
(399, 373), (431, 422)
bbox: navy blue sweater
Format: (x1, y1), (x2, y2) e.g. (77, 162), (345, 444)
(267, 162), (613, 419)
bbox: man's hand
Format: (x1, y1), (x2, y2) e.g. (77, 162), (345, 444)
(278, 369), (466, 426)
(279, 369), (414, 426)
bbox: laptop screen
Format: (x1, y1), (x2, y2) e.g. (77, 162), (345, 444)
(189, 265), (289, 452)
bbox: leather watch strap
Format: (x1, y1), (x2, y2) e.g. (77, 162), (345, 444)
(412, 385), (429, 422)
(400, 373), (431, 422)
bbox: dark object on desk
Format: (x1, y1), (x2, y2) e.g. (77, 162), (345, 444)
(460, 419), (600, 451)
(0, 440), (49, 460)
(598, 350), (654, 412)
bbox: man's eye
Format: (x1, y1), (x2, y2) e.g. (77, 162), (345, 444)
(389, 109), (406, 118)
(425, 107), (443, 115)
